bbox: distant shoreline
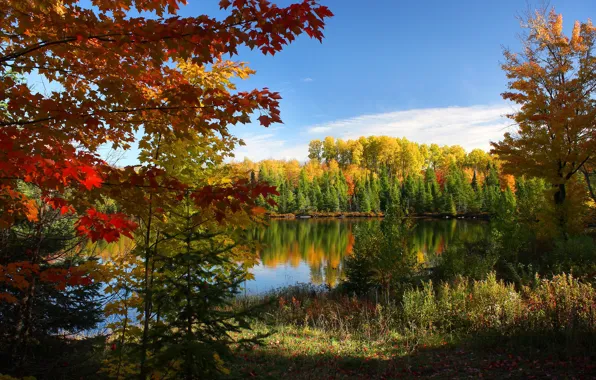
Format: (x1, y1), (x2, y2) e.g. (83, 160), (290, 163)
(267, 212), (491, 220)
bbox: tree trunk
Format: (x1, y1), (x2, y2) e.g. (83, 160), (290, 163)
(14, 212), (44, 374)
(554, 183), (566, 205)
(580, 167), (596, 204)
(139, 236), (152, 380)
(185, 198), (194, 380)
(140, 135), (161, 380)
(553, 182), (568, 238)
(14, 276), (36, 374)
(116, 288), (130, 380)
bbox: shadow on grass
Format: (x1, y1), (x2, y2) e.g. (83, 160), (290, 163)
(228, 333), (596, 379)
(0, 335), (106, 380)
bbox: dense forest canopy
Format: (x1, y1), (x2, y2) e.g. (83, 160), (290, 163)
(233, 136), (527, 217)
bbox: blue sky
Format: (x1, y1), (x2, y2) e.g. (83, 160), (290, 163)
(107, 0), (596, 164)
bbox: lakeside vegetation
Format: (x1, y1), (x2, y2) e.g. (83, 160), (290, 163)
(227, 274), (596, 379)
(249, 218), (490, 289)
(228, 202), (596, 378)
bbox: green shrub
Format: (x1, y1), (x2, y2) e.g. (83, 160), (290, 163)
(402, 281), (438, 334)
(343, 207), (418, 298)
(237, 273), (596, 348)
(524, 274), (596, 335)
(433, 240), (499, 282)
(466, 273), (523, 331)
(342, 224), (381, 295)
(548, 236), (596, 277)
(436, 277), (470, 331)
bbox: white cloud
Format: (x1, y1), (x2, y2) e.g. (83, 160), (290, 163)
(232, 133), (309, 162)
(275, 143), (310, 161)
(306, 104), (516, 151)
(232, 104), (517, 163)
(301, 77), (314, 82)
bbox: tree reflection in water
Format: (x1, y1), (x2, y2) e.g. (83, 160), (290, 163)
(246, 218), (490, 293)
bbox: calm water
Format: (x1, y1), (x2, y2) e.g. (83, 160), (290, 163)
(245, 218), (490, 294)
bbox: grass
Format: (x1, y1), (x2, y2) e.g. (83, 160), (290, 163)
(229, 324), (596, 379)
(225, 275), (596, 379)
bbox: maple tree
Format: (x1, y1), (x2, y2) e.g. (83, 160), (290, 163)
(101, 126), (270, 378)
(0, 0), (333, 377)
(116, 56), (277, 379)
(491, 9), (596, 233)
(0, 0), (332, 227)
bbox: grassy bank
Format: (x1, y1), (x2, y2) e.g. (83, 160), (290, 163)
(230, 325), (595, 379)
(227, 274), (596, 379)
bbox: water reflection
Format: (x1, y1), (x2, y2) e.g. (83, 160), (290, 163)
(246, 218), (490, 293)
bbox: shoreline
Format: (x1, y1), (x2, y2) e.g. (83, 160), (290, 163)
(267, 212), (491, 220)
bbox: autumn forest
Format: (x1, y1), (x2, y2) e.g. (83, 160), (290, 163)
(237, 136), (519, 217)
(1, 1), (596, 379)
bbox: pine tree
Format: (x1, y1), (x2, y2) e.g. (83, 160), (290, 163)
(415, 177), (426, 213)
(336, 171), (349, 211)
(471, 170), (478, 191)
(258, 164), (268, 182)
(312, 181), (324, 211)
(0, 186), (103, 378)
(296, 189), (310, 213)
(356, 180), (371, 212)
(388, 182), (402, 210)
(278, 180), (296, 213)
(330, 186), (340, 212)
(286, 186), (296, 213)
(323, 187), (333, 212)
(482, 163), (502, 215)
(423, 183), (434, 213)
(424, 167), (441, 213)
(402, 175), (418, 212)
(148, 196), (258, 378)
(446, 194), (457, 216)
(368, 173), (381, 212)
(379, 166), (391, 212)
(278, 181), (288, 213)
(497, 186), (517, 220)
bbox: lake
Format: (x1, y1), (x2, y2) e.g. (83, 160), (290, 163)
(245, 218), (490, 294)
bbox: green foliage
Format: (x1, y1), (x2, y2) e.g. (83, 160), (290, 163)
(355, 180), (371, 213)
(548, 235), (596, 276)
(242, 273), (596, 349)
(251, 139), (528, 218)
(482, 163), (502, 215)
(433, 241), (500, 282)
(342, 223), (380, 295)
(524, 274), (596, 336)
(402, 281), (439, 333)
(103, 195), (265, 379)
(307, 140), (323, 162)
(465, 273), (522, 331)
(344, 207), (417, 297)
(0, 187), (103, 378)
(401, 274), (524, 334)
(442, 164), (477, 214)
(443, 195), (457, 216)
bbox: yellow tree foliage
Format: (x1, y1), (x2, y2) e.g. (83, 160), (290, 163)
(491, 9), (596, 231)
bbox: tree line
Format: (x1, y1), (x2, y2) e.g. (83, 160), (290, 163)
(236, 136), (533, 217)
